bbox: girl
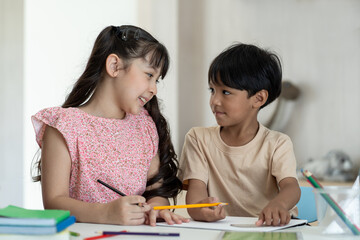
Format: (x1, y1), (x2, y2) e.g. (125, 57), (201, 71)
(32, 25), (188, 226)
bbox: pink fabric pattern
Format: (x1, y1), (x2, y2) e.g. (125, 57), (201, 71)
(32, 107), (158, 203)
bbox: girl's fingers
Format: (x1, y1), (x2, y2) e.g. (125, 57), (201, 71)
(148, 209), (158, 226)
(169, 212), (183, 224)
(127, 195), (147, 205)
(160, 210), (175, 225)
(128, 217), (146, 226)
(177, 214), (190, 223)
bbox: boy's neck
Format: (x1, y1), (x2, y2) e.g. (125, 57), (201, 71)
(220, 121), (259, 147)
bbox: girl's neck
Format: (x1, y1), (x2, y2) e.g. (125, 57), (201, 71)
(79, 80), (126, 119)
(220, 120), (259, 147)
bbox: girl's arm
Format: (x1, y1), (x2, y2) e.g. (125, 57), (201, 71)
(145, 154), (189, 226)
(41, 126), (150, 225)
(186, 179), (226, 222)
(256, 177), (301, 226)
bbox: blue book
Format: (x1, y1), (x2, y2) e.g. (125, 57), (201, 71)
(0, 215), (76, 235)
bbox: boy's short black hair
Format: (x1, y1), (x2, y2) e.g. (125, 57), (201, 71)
(208, 43), (282, 109)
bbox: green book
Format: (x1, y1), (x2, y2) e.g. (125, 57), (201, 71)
(0, 205), (70, 226)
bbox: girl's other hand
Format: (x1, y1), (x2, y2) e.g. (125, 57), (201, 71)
(188, 197), (226, 222)
(145, 209), (190, 226)
(105, 195), (150, 225)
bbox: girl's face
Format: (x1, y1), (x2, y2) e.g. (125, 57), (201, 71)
(209, 80), (255, 127)
(114, 56), (160, 115)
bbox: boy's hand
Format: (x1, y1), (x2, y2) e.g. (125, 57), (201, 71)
(188, 197), (226, 222)
(255, 200), (290, 226)
(145, 209), (190, 226)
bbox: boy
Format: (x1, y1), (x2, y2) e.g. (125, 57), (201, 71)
(179, 43), (300, 226)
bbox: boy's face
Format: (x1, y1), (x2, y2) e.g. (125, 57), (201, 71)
(209, 80), (256, 127)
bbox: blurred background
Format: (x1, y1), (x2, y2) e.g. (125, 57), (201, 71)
(1, 0), (359, 209)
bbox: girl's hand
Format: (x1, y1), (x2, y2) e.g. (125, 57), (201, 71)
(145, 209), (190, 226)
(255, 200), (291, 226)
(105, 195), (151, 225)
(188, 197), (226, 222)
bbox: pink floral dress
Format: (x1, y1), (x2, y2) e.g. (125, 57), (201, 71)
(32, 107), (158, 203)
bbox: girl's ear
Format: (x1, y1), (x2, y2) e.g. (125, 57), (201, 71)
(105, 54), (123, 77)
(252, 90), (268, 108)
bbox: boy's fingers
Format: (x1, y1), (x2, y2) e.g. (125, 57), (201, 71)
(279, 211), (288, 226)
(255, 213), (264, 226)
(272, 212), (280, 226)
(264, 213), (273, 226)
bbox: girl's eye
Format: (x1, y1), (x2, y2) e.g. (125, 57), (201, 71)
(208, 87), (214, 94)
(223, 90), (230, 95)
(147, 73), (153, 78)
(155, 79), (159, 84)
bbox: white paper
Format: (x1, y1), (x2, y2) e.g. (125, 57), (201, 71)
(156, 216), (307, 232)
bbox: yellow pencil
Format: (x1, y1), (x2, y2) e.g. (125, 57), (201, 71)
(153, 202), (228, 210)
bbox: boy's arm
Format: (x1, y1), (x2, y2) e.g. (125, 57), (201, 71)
(256, 177), (301, 226)
(186, 179), (226, 222)
(41, 126), (150, 225)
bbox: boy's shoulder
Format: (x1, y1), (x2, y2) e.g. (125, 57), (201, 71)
(187, 126), (218, 137)
(260, 124), (292, 144)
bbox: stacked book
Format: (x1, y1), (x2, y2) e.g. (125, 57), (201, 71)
(0, 205), (76, 239)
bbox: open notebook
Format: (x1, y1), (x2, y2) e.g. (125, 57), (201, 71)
(157, 216), (307, 232)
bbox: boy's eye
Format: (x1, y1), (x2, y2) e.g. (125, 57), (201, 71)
(208, 87), (214, 94)
(147, 73), (153, 78)
(155, 79), (160, 84)
(223, 90), (230, 95)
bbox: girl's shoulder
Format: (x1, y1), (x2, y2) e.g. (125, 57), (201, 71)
(32, 106), (85, 128)
(34, 106), (81, 119)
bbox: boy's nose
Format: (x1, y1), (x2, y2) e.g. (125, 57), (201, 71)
(210, 95), (221, 106)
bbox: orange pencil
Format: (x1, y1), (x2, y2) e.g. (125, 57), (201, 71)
(153, 202), (228, 210)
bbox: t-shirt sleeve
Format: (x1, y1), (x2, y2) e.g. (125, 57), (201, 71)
(271, 135), (298, 183)
(179, 128), (209, 186)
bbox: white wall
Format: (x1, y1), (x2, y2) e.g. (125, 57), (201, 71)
(0, 0), (24, 207)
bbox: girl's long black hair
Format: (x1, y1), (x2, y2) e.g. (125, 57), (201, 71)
(33, 25), (182, 202)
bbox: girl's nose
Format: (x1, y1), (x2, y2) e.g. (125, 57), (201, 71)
(149, 81), (157, 96)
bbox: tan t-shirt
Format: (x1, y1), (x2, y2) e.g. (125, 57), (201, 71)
(179, 124), (298, 217)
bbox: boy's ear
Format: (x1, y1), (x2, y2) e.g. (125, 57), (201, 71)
(252, 90), (268, 108)
(105, 54), (123, 77)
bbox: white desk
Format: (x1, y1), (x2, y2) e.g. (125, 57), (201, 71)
(68, 222), (360, 240)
